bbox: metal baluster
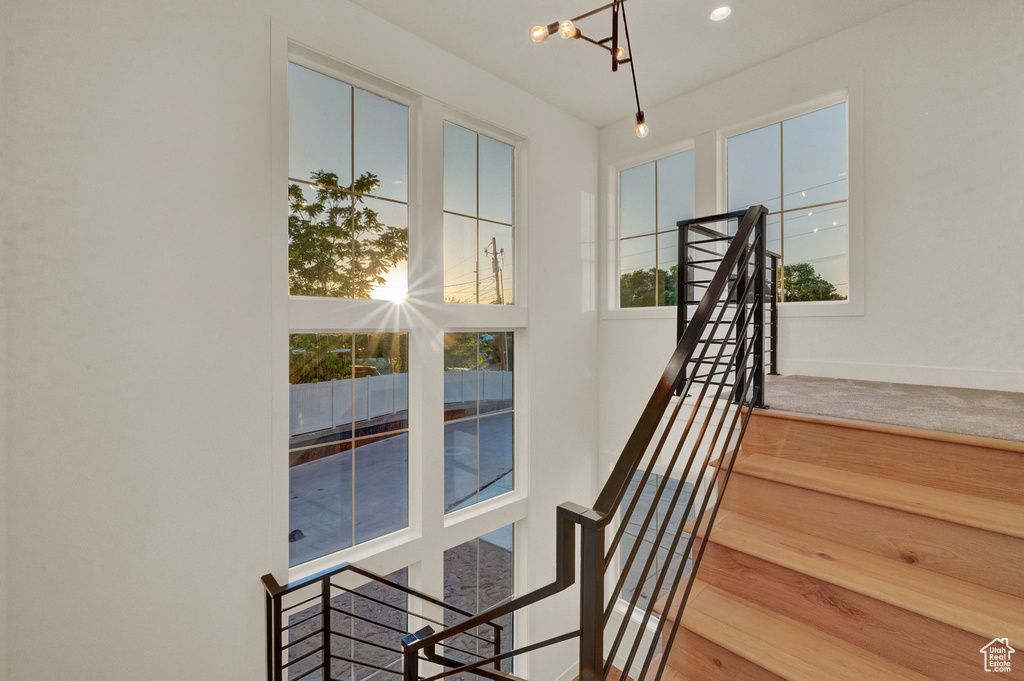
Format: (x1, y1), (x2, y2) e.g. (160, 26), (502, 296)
(753, 212), (766, 407)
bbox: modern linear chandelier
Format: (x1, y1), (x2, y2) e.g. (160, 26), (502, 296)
(530, 0), (648, 137)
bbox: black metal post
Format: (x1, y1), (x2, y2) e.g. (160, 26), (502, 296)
(675, 225), (692, 396)
(321, 578), (332, 680)
(493, 624), (502, 671)
(677, 225), (690, 346)
(403, 642), (419, 681)
(752, 213), (766, 407)
(769, 253), (779, 375)
(733, 236), (749, 406)
(267, 591), (282, 681)
(578, 518), (605, 681)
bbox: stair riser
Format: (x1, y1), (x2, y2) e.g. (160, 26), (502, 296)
(687, 541), (993, 681)
(664, 627), (785, 681)
(743, 414), (1024, 504)
(722, 472), (1024, 598)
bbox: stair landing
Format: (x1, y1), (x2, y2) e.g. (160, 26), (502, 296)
(765, 374), (1024, 443)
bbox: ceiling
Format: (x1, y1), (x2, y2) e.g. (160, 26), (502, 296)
(349, 0), (918, 128)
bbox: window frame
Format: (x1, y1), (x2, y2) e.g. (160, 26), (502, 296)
(719, 90), (865, 317)
(272, 29), (532, 642)
(605, 139), (697, 320)
(442, 121), (517, 307)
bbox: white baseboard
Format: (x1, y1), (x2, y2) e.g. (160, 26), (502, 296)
(778, 358), (1024, 393)
(553, 660), (578, 681)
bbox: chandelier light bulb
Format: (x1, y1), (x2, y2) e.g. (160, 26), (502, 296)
(635, 112), (648, 138)
(531, 25), (549, 42)
(559, 20), (578, 39)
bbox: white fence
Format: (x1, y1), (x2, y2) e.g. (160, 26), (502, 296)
(443, 370), (513, 405)
(290, 370), (513, 437)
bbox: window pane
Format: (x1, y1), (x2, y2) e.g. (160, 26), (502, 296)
(289, 332), (409, 566)
(620, 161), (656, 238)
(444, 419), (478, 512)
(289, 442), (353, 566)
(479, 134), (514, 225)
(444, 331), (479, 415)
(727, 122), (781, 213)
(288, 63), (352, 187)
(766, 212), (782, 260)
(478, 332), (513, 416)
(444, 525), (515, 677)
(323, 568), (409, 681)
(355, 197), (408, 302)
(354, 433), (408, 544)
(478, 412), (513, 503)
(657, 231), (678, 306)
(288, 179), (407, 300)
(444, 122), (477, 216)
(444, 213), (478, 304)
(782, 204), (849, 301)
(285, 568), (411, 680)
(288, 183), (354, 298)
(478, 221), (513, 305)
(354, 88), (408, 202)
(783, 103), (847, 209)
(620, 235), (657, 308)
(657, 150), (695, 231)
(444, 332), (514, 513)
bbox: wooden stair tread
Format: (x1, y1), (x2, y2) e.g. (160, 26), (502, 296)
(699, 512), (1024, 642)
(681, 580), (932, 681)
(735, 453), (1024, 538)
(753, 408), (1024, 454)
(572, 665), (633, 681)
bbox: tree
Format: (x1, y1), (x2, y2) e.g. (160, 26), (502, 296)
(288, 170), (407, 298)
(619, 264), (680, 308)
(783, 263), (846, 301)
(289, 332), (408, 384)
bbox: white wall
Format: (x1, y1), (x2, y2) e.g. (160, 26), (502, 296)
(0, 1), (599, 679)
(597, 0), (1024, 468)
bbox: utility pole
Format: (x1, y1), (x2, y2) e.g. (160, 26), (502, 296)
(485, 236), (504, 305)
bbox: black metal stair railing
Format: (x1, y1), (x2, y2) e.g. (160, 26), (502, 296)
(263, 563), (509, 681)
(263, 205), (772, 681)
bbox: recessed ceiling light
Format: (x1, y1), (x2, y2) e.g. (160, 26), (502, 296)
(709, 6), (732, 21)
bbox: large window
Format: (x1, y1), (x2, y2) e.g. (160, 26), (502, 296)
(282, 53), (524, 662)
(618, 150), (695, 308)
(288, 333), (409, 567)
(727, 102), (848, 302)
(444, 525), (515, 677)
(444, 332), (514, 513)
(288, 63), (409, 301)
(444, 122), (515, 305)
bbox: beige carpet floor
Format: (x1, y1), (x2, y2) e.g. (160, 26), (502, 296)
(764, 375), (1024, 443)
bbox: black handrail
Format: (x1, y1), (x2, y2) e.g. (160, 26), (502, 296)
(400, 205), (770, 681)
(265, 205), (772, 681)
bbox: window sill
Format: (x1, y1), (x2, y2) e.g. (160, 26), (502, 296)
(602, 306), (677, 321)
(286, 525), (420, 584)
(444, 491), (528, 531)
(779, 297), (864, 317)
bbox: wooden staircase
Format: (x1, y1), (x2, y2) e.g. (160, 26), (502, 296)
(656, 408), (1024, 681)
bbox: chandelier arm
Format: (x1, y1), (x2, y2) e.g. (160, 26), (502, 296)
(619, 0), (643, 116)
(567, 0), (624, 25)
